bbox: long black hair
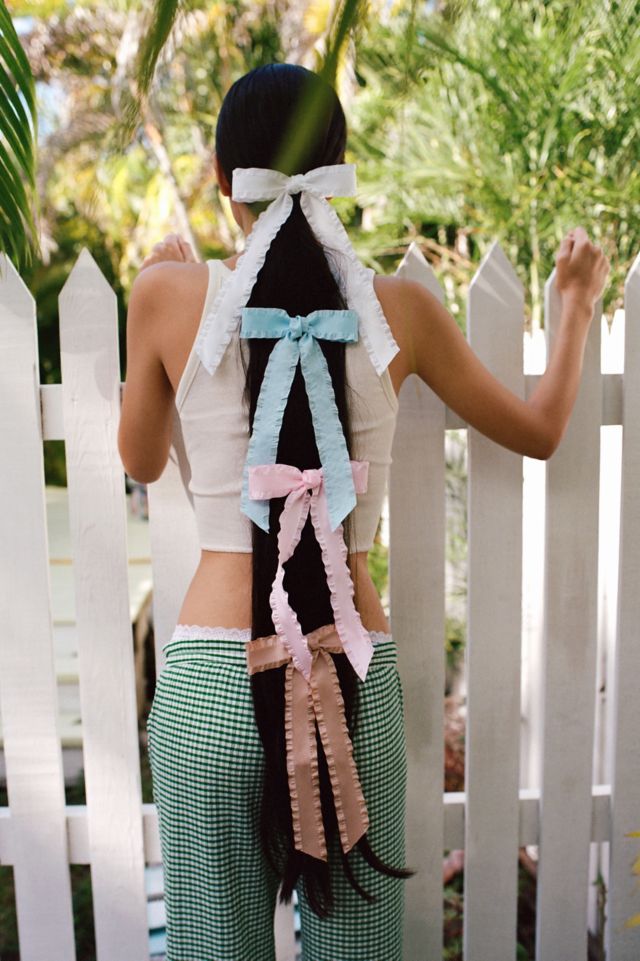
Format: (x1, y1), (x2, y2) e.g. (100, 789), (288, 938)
(215, 62), (414, 918)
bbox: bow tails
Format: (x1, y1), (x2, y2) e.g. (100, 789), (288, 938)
(247, 462), (373, 685)
(240, 334), (299, 532)
(245, 624), (370, 861)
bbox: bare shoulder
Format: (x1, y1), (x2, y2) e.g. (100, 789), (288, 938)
(129, 260), (210, 315)
(373, 272), (444, 331)
(127, 260), (212, 391)
(372, 272), (438, 388)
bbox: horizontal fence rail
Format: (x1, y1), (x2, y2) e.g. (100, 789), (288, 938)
(0, 242), (639, 961)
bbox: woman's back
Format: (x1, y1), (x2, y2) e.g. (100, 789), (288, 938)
(153, 253), (407, 633)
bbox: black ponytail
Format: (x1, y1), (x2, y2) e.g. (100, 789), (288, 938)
(215, 62), (414, 919)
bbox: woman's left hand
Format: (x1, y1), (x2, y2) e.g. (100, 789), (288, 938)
(140, 233), (198, 270)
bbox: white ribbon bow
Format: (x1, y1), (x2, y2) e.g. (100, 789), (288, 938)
(194, 163), (400, 377)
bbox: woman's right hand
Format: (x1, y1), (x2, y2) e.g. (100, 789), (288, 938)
(555, 226), (610, 311)
(379, 224), (612, 460)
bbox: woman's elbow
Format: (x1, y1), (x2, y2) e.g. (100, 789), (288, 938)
(529, 426), (559, 461)
(121, 461), (161, 485)
(117, 430), (164, 484)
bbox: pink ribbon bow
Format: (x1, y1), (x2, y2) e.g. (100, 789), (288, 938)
(247, 460), (374, 683)
(245, 622), (370, 861)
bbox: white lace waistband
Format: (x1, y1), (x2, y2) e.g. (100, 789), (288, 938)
(170, 623), (393, 645)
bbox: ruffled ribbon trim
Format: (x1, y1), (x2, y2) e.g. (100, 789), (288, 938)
(193, 163), (400, 379)
(245, 623), (370, 862)
(239, 305), (359, 534)
(247, 460), (374, 683)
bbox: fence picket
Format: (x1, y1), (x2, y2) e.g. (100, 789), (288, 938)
(536, 272), (602, 959)
(0, 254), (76, 960)
(391, 241), (447, 959)
(520, 326), (547, 801)
(59, 248), (148, 960)
(590, 310), (624, 932)
(465, 242), (525, 959)
(607, 255), (640, 959)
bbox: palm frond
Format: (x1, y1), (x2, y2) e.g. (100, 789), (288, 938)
(272, 0), (364, 173)
(117, 0), (366, 172)
(0, 0), (39, 268)
(112, 0), (189, 148)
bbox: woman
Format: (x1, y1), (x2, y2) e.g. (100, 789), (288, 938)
(118, 63), (609, 961)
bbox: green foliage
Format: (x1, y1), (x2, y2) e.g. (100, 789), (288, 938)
(70, 865), (96, 960)
(44, 440), (67, 486)
(0, 867), (18, 961)
(351, 0), (639, 323)
(0, 1), (40, 268)
(366, 530), (388, 600)
(445, 615), (465, 674)
(443, 877), (464, 958)
(10, 0), (69, 14)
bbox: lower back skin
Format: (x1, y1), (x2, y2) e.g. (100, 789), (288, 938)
(177, 549), (392, 634)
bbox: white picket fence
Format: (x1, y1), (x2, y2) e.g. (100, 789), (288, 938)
(0, 241), (638, 961)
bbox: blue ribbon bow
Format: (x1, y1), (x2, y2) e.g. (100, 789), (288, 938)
(239, 306), (359, 533)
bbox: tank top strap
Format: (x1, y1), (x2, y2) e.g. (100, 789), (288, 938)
(175, 259), (227, 411)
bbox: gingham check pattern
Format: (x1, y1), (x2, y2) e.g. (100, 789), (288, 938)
(147, 632), (409, 961)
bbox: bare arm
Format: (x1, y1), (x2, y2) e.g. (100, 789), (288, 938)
(378, 228), (610, 459)
(118, 233), (199, 483)
(117, 264), (176, 483)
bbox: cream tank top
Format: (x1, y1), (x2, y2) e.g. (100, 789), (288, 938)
(175, 259), (399, 554)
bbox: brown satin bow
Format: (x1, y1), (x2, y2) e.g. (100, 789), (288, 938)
(245, 622), (369, 862)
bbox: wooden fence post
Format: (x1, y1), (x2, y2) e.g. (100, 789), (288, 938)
(59, 248), (148, 960)
(607, 254), (640, 959)
(391, 241), (447, 959)
(536, 269), (602, 959)
(464, 242), (525, 959)
(0, 253), (76, 960)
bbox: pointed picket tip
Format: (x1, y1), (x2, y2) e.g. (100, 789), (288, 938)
(601, 308), (624, 375)
(624, 249), (640, 295)
(0, 250), (20, 286)
(395, 239), (445, 303)
(59, 246), (115, 308)
(58, 247), (120, 379)
(543, 264), (562, 341)
(0, 250), (35, 314)
(469, 240), (524, 304)
(544, 263), (558, 298)
(467, 240), (525, 379)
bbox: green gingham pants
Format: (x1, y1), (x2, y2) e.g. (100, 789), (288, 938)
(147, 628), (408, 961)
